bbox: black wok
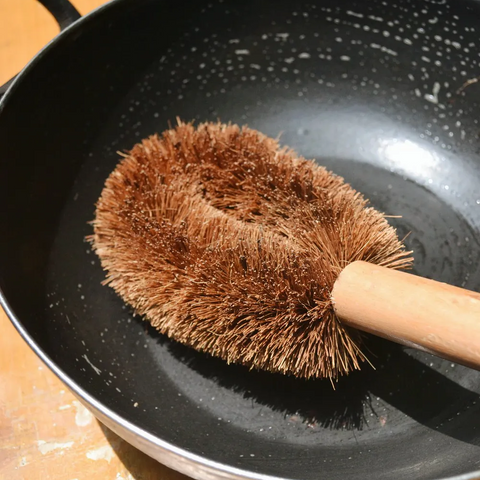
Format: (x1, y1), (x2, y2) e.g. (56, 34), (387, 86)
(1, 0), (480, 478)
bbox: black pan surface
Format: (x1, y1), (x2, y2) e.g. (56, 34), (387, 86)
(2, 0), (480, 478)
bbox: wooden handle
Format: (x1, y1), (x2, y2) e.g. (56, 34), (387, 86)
(331, 261), (480, 369)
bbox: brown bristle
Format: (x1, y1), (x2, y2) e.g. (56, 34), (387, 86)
(90, 121), (413, 380)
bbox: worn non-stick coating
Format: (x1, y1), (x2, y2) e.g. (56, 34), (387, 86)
(2, 0), (480, 478)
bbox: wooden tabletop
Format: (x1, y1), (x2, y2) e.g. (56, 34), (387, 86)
(0, 2), (190, 479)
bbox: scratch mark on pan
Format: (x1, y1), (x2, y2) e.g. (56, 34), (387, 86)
(425, 82), (441, 104)
(370, 43), (398, 56)
(346, 10), (364, 18)
(82, 354), (102, 375)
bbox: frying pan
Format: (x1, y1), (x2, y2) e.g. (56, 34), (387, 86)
(1, 0), (480, 478)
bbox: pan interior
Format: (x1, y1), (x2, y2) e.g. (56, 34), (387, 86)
(3, 0), (480, 479)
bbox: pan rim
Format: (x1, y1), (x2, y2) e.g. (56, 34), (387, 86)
(1, 0), (480, 479)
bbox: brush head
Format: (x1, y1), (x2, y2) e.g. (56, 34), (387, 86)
(91, 121), (412, 380)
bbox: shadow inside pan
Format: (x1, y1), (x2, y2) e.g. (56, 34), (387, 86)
(158, 329), (480, 445)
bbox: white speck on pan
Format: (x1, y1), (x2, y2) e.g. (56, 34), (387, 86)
(382, 47), (397, 56)
(235, 49), (250, 55)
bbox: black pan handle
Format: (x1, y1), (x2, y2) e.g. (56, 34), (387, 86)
(0, 0), (81, 97)
(38, 0), (82, 30)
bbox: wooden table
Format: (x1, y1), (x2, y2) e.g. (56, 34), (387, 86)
(0, 2), (190, 479)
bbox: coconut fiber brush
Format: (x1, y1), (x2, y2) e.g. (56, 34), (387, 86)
(91, 121), (480, 381)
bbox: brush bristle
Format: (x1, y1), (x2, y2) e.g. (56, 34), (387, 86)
(91, 121), (412, 380)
